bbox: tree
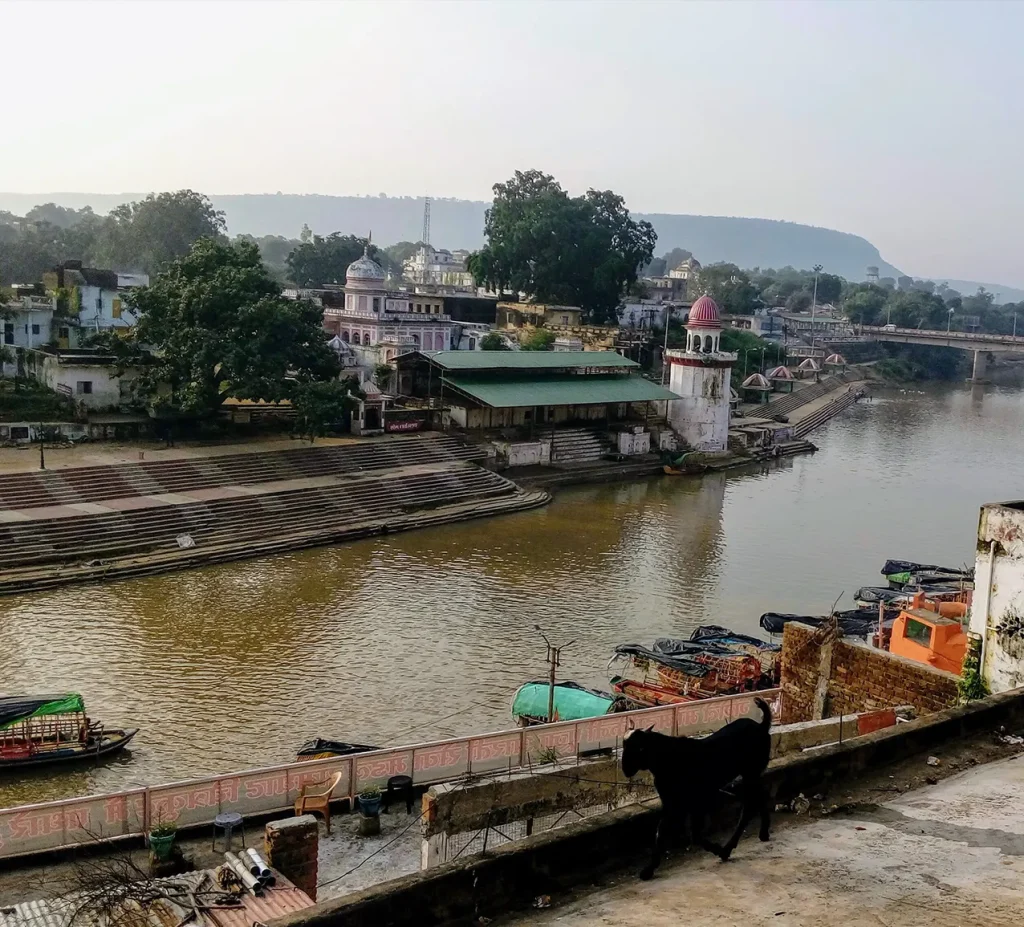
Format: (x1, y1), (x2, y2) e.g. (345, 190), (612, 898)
(785, 292), (812, 312)
(126, 239), (339, 418)
(467, 170), (656, 324)
(660, 247), (693, 274)
(291, 378), (361, 443)
(286, 233), (379, 287)
(814, 272), (843, 304)
(384, 241), (423, 268)
(693, 263), (760, 315)
(842, 284), (889, 327)
(92, 190), (226, 272)
(24, 203), (95, 230)
(480, 332), (511, 351)
(520, 329), (556, 351)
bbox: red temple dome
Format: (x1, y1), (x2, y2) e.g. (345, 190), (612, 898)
(687, 295), (721, 329)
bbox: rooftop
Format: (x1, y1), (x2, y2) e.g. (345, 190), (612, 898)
(443, 373), (677, 408)
(401, 350), (637, 371)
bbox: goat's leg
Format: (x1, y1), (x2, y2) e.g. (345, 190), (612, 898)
(639, 806), (671, 881)
(690, 804), (728, 861)
(720, 776), (764, 860)
(757, 779), (771, 842)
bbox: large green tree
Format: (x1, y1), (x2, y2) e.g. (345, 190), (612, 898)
(467, 170), (656, 324)
(286, 233), (383, 287)
(126, 239), (339, 417)
(291, 377), (361, 443)
(92, 190), (226, 272)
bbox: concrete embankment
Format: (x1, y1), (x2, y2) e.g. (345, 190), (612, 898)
(273, 687), (1024, 927)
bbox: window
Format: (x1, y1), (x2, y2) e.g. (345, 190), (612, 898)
(31, 324), (40, 335)
(58, 327), (70, 339)
(416, 303), (422, 313)
(358, 295), (367, 311)
(346, 295), (354, 310)
(342, 331), (350, 342)
(905, 618), (932, 647)
(112, 299), (122, 319)
(353, 332), (361, 345)
(561, 315), (569, 326)
(372, 297), (380, 312)
(3, 323), (13, 344)
(76, 381), (93, 395)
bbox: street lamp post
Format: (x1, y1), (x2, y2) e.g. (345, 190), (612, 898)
(1014, 312), (1018, 339)
(534, 625), (575, 724)
(811, 264), (822, 355)
(947, 307), (955, 334)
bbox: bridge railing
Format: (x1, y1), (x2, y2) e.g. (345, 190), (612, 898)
(861, 325), (1024, 345)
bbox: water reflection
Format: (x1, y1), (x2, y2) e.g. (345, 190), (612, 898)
(1, 383), (1022, 807)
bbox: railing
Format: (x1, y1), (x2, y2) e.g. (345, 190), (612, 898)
(0, 688), (778, 860)
(861, 325), (1024, 346)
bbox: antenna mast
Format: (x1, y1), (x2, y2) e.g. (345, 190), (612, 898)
(421, 196), (431, 246)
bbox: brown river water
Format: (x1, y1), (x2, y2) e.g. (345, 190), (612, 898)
(1, 382), (1022, 807)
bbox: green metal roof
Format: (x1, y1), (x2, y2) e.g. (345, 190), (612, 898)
(418, 350), (638, 371)
(443, 373), (679, 408)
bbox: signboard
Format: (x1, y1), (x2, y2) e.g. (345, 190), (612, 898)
(385, 417), (425, 433)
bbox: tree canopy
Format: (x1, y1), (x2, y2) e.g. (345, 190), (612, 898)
(467, 170), (657, 325)
(291, 377), (361, 443)
(286, 233), (389, 287)
(124, 239), (339, 418)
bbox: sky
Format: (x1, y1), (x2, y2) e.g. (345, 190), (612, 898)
(1, 0), (1023, 286)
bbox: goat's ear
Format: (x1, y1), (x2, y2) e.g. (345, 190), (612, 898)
(646, 724), (655, 732)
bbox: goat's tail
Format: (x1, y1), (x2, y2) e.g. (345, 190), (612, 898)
(754, 697), (772, 727)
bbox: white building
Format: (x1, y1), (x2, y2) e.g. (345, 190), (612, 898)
(2, 293), (55, 359)
(970, 501), (1024, 692)
(403, 245), (475, 288)
(665, 294), (735, 451)
(19, 347), (142, 410)
(668, 257), (701, 281)
(322, 246), (457, 366)
(43, 262), (149, 340)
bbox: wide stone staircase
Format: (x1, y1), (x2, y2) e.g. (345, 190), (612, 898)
(0, 436), (549, 595)
(761, 376), (845, 418)
(549, 428), (610, 464)
(0, 436), (486, 511)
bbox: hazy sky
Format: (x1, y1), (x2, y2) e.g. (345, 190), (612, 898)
(2, 0), (1022, 285)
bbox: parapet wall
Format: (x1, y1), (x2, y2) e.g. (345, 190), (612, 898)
(780, 622), (959, 723)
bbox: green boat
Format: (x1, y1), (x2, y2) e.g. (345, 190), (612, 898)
(511, 681), (632, 726)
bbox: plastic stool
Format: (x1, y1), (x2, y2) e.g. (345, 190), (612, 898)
(212, 811), (245, 851)
(383, 775), (414, 814)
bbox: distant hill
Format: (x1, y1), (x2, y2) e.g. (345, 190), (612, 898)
(1, 191), (1017, 300)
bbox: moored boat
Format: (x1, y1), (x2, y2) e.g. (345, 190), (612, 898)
(296, 739), (379, 761)
(511, 681), (635, 727)
(0, 694), (137, 771)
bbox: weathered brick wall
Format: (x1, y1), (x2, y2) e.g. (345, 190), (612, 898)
(780, 622), (959, 723)
(266, 814), (319, 901)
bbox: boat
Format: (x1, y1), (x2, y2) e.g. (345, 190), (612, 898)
(510, 681), (636, 727)
(296, 739), (379, 761)
(0, 694), (137, 770)
(759, 608), (881, 639)
(688, 625), (782, 686)
(662, 451), (706, 475)
(880, 559), (971, 587)
(608, 632), (774, 708)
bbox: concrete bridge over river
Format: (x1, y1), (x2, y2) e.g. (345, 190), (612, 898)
(857, 324), (1024, 379)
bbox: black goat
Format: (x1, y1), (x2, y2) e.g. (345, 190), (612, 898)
(621, 697), (772, 880)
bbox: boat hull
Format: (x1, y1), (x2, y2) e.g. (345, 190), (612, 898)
(0, 729), (138, 771)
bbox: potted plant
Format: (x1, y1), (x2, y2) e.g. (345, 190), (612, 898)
(148, 819), (178, 860)
(357, 786), (382, 817)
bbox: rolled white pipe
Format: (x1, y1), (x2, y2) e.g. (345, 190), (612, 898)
(244, 847), (276, 885)
(224, 852), (264, 895)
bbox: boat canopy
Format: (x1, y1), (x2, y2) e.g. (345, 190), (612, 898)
(512, 682), (617, 721)
(759, 609), (879, 638)
(0, 694), (85, 731)
(612, 645), (712, 677)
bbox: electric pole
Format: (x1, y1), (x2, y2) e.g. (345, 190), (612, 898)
(811, 263), (822, 355)
(38, 424), (45, 470)
(534, 625), (575, 723)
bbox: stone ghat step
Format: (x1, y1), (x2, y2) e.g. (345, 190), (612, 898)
(762, 377), (844, 417)
(0, 468), (515, 570)
(0, 436), (486, 511)
(792, 389), (864, 437)
(0, 488), (551, 597)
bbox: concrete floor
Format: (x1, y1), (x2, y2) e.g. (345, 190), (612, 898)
(509, 754), (1024, 927)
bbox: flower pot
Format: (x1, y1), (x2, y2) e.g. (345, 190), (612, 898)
(149, 833), (176, 860)
(357, 795), (381, 817)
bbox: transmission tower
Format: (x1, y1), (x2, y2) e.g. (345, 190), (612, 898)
(421, 196), (431, 246)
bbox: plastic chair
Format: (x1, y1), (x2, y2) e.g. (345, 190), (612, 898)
(294, 771), (344, 834)
(383, 775), (414, 814)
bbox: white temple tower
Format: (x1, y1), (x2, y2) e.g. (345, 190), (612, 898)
(665, 295), (736, 451)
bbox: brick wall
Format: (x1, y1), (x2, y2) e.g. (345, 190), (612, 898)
(266, 814), (319, 901)
(780, 622), (959, 723)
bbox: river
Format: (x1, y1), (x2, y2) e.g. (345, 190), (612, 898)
(1, 382), (1022, 807)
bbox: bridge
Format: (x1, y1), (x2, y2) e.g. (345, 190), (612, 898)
(859, 324), (1024, 379)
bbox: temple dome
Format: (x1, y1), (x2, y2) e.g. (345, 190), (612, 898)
(687, 295), (721, 329)
(346, 247), (385, 288)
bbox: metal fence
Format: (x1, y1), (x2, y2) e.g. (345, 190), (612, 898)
(0, 689), (779, 860)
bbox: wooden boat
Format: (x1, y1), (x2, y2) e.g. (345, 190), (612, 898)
(0, 694), (138, 770)
(296, 739), (378, 762)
